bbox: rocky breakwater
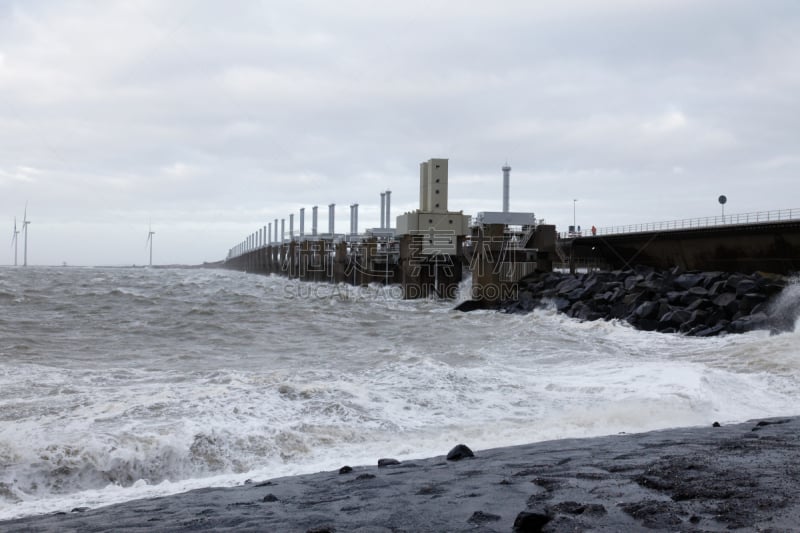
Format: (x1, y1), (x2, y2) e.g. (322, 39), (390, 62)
(461, 267), (798, 337)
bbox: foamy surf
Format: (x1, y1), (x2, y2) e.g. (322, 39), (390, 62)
(0, 267), (798, 520)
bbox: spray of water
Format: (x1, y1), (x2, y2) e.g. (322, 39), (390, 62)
(767, 276), (800, 333)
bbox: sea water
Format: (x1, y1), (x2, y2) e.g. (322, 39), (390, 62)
(1, 267), (798, 520)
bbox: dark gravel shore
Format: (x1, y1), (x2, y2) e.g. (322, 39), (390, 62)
(4, 417), (800, 532)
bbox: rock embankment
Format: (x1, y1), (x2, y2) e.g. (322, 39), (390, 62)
(462, 266), (797, 336)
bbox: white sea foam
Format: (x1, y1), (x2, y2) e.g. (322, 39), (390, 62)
(0, 267), (798, 520)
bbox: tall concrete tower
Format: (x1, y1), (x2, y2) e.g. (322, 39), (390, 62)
(502, 163), (511, 213)
(384, 190), (391, 228)
(380, 192), (386, 229)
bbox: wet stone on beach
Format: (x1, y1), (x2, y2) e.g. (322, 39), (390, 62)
(468, 510), (501, 524)
(446, 443), (474, 461)
(513, 509), (552, 532)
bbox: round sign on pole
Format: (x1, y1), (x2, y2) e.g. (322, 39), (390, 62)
(718, 195), (727, 205)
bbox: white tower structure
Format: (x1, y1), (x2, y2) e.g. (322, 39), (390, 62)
(395, 158), (471, 255)
(473, 161), (536, 227)
(502, 163), (511, 213)
(349, 204), (360, 235)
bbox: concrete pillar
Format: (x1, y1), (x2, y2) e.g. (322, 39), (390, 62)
(312, 206), (318, 236)
(385, 190), (391, 229)
(380, 192), (386, 229)
(288, 240), (298, 278)
(471, 223), (507, 303)
(328, 204), (335, 235)
(300, 208), (305, 237)
(349, 204), (355, 235)
(354, 203), (359, 235)
(281, 219), (285, 242)
(268, 222), (272, 244)
(502, 164), (511, 213)
(274, 219), (278, 243)
(289, 214), (294, 241)
(419, 162), (429, 211)
(333, 240), (347, 283)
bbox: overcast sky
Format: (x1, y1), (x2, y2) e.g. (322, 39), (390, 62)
(1, 0), (798, 265)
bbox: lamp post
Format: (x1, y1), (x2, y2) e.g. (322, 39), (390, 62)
(573, 198), (578, 234)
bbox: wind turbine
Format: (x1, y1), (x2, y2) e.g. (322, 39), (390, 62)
(22, 204), (30, 267)
(146, 222), (155, 267)
(10, 217), (20, 266)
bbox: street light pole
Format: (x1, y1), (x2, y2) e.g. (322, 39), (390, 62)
(573, 198), (577, 233)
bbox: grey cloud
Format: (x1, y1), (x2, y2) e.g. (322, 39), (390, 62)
(1, 0), (798, 264)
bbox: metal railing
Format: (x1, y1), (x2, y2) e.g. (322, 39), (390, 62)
(559, 208), (800, 239)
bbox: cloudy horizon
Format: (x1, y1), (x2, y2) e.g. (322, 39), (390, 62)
(2, 0), (798, 266)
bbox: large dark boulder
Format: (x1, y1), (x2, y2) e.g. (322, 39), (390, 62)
(739, 293), (767, 314)
(735, 279), (759, 296)
(707, 280), (727, 297)
(693, 323), (727, 337)
(679, 291), (703, 306)
(686, 298), (712, 312)
(566, 287), (588, 301)
(713, 292), (737, 308)
(554, 297), (571, 312)
(729, 313), (769, 333)
(701, 271), (726, 288)
(518, 291), (538, 312)
(634, 301), (659, 319)
(656, 301), (672, 320)
(674, 273), (704, 290)
(724, 274), (746, 290)
(687, 286), (709, 297)
(455, 299), (499, 312)
(666, 291), (685, 304)
(660, 309), (692, 327)
(556, 278), (582, 295)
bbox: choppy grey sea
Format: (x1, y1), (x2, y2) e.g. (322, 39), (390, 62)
(1, 266), (798, 519)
